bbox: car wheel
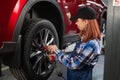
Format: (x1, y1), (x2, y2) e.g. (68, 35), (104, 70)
(10, 19), (59, 80)
(100, 18), (106, 53)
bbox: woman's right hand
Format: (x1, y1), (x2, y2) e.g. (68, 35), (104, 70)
(48, 53), (56, 62)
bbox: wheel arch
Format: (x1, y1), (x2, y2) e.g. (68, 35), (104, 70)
(13, 0), (65, 47)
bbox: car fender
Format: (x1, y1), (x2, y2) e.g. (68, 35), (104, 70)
(13, 0), (65, 42)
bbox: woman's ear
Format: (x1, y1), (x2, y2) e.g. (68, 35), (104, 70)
(85, 20), (88, 25)
(83, 20), (88, 31)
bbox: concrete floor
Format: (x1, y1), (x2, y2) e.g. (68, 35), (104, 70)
(0, 55), (104, 80)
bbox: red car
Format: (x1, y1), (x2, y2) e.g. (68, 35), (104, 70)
(0, 0), (107, 80)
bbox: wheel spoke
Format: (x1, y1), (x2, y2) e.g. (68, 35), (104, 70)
(30, 51), (42, 58)
(36, 61), (42, 75)
(38, 31), (43, 44)
(48, 63), (52, 69)
(44, 29), (50, 44)
(32, 39), (40, 48)
(39, 29), (44, 42)
(46, 37), (54, 45)
(33, 56), (43, 70)
(45, 53), (52, 71)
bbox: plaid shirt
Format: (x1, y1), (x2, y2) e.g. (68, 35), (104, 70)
(55, 39), (101, 69)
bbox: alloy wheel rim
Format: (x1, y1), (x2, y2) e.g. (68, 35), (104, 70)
(29, 28), (55, 76)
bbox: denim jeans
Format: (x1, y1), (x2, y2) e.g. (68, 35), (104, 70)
(67, 65), (94, 80)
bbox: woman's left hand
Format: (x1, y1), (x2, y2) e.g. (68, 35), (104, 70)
(48, 45), (58, 53)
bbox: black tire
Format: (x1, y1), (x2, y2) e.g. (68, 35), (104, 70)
(10, 19), (59, 80)
(100, 18), (106, 53)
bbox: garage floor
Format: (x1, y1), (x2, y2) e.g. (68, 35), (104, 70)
(0, 55), (104, 80)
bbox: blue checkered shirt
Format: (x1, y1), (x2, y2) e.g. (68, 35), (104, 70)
(55, 39), (101, 69)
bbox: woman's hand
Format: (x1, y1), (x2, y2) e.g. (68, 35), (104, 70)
(48, 45), (58, 53)
(47, 45), (58, 62)
(48, 53), (56, 62)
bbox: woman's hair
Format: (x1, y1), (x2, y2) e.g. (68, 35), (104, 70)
(79, 19), (101, 42)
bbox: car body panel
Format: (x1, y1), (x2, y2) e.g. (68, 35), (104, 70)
(0, 0), (27, 47)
